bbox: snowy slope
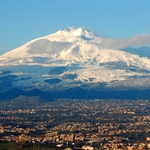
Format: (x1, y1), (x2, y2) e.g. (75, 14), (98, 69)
(0, 27), (150, 91)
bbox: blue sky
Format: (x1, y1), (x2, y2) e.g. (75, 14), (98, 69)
(1, 0), (150, 54)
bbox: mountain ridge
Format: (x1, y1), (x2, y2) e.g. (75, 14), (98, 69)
(1, 87), (150, 101)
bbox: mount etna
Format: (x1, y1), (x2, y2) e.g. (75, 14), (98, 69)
(1, 28), (150, 101)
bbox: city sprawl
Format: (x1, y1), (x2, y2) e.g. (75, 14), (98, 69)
(0, 99), (150, 150)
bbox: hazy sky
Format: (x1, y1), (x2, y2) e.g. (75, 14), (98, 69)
(1, 0), (150, 54)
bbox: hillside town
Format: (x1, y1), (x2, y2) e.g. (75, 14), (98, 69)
(0, 99), (150, 149)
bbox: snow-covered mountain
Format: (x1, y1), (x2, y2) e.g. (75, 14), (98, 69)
(0, 27), (150, 93)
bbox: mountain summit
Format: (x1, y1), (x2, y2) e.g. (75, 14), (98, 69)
(0, 27), (150, 93)
(55, 27), (94, 37)
(0, 27), (103, 59)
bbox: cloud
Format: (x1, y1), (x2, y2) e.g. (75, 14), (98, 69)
(99, 34), (150, 49)
(28, 39), (72, 54)
(27, 34), (150, 53)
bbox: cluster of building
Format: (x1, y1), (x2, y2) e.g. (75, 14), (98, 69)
(0, 99), (150, 149)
